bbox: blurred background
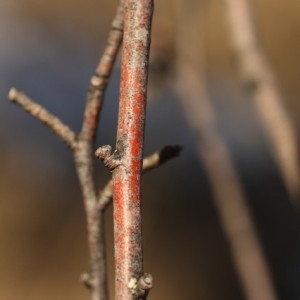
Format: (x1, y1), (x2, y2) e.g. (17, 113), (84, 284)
(1, 0), (300, 299)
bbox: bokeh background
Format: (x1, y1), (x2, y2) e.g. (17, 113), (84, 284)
(1, 0), (300, 299)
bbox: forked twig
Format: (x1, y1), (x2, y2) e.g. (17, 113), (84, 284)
(73, 4), (124, 299)
(9, 2), (125, 300)
(8, 1), (180, 299)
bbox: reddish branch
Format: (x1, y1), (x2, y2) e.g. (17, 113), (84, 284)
(100, 0), (154, 298)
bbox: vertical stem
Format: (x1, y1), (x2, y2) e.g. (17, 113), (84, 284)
(75, 145), (108, 300)
(75, 3), (124, 299)
(112, 0), (153, 299)
(81, 2), (124, 141)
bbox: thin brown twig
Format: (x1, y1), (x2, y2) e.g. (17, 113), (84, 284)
(142, 145), (182, 171)
(8, 88), (77, 150)
(74, 2), (124, 300)
(80, 2), (124, 141)
(96, 145), (182, 210)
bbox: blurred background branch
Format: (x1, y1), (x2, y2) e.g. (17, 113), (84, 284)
(223, 0), (299, 202)
(175, 1), (277, 299)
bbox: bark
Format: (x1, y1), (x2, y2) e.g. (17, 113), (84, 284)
(109, 0), (153, 299)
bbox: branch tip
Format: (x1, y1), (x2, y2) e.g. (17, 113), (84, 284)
(8, 88), (18, 101)
(139, 273), (153, 290)
(8, 87), (77, 150)
(95, 145), (112, 159)
(90, 75), (102, 87)
(159, 145), (183, 163)
(80, 272), (92, 290)
(95, 145), (121, 171)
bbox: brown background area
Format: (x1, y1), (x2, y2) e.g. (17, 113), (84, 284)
(1, 0), (300, 299)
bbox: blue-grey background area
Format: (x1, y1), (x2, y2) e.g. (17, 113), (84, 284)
(1, 0), (300, 299)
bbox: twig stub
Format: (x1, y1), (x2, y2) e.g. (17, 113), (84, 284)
(95, 145), (122, 171)
(128, 273), (153, 299)
(80, 272), (93, 290)
(158, 145), (182, 163)
(8, 88), (18, 101)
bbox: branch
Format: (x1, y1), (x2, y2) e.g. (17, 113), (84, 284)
(79, 2), (124, 141)
(8, 88), (77, 150)
(8, 4), (125, 300)
(223, 0), (299, 200)
(142, 145), (182, 171)
(109, 0), (153, 298)
(73, 3), (124, 300)
(96, 145), (182, 210)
